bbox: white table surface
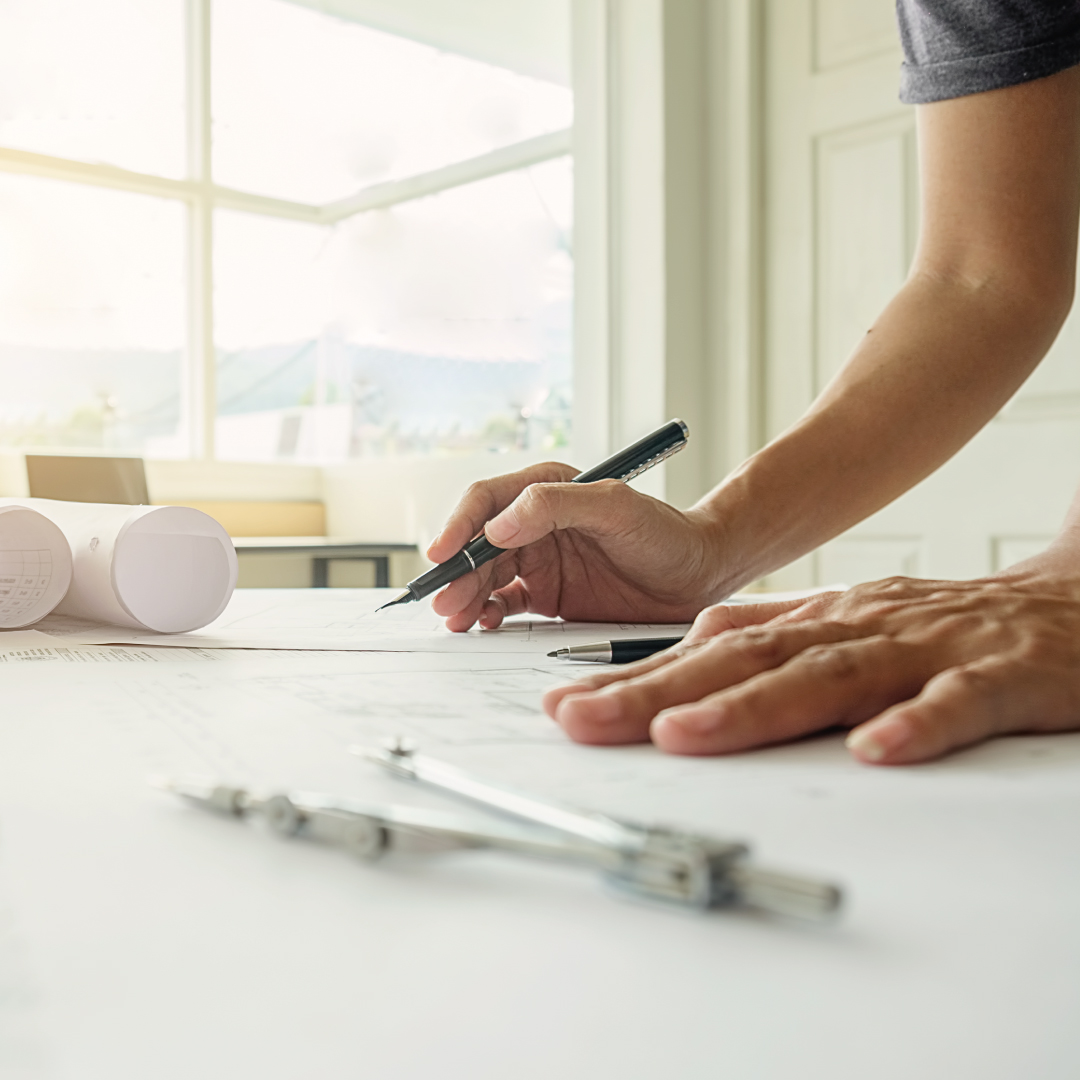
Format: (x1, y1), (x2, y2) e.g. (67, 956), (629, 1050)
(0, 592), (1077, 1079)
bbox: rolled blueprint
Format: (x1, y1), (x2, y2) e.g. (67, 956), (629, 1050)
(0, 499), (238, 633)
(0, 504), (73, 628)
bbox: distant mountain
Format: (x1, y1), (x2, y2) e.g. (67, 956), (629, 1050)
(0, 338), (571, 451)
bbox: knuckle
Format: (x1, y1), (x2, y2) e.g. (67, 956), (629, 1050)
(695, 605), (736, 634)
(852, 599), (902, 624)
(835, 589), (906, 625)
(728, 628), (790, 667)
(519, 482), (560, 516)
(942, 663), (1000, 699)
(976, 580), (1015, 600)
(854, 576), (915, 601)
(463, 480), (491, 504)
(799, 642), (863, 681)
(798, 635), (895, 681)
(926, 611), (985, 641)
(925, 588), (963, 604)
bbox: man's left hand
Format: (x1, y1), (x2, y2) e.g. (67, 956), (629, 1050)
(542, 571), (1080, 764)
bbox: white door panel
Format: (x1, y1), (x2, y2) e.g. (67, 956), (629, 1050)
(813, 0), (899, 72)
(815, 117), (915, 392)
(1004, 262), (1080, 414)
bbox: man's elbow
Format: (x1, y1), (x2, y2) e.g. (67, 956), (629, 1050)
(912, 255), (1076, 343)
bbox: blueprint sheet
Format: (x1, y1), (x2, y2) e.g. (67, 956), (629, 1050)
(21, 587), (693, 653)
(1, 621), (1078, 1078)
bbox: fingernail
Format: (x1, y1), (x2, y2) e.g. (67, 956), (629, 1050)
(654, 707), (721, 736)
(846, 716), (913, 763)
(485, 507), (520, 545)
(560, 691), (620, 727)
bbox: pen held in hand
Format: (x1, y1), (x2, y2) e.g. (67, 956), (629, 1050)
(376, 418), (690, 612)
(548, 636), (686, 664)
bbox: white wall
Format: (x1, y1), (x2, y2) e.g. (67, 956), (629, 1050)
(323, 448), (555, 549)
(572, 0), (766, 511)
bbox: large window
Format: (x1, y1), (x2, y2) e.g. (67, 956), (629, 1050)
(0, 0), (572, 461)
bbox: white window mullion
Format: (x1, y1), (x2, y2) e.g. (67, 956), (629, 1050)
(186, 0), (215, 461)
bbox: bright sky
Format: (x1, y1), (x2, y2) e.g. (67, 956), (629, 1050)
(214, 0), (573, 204)
(0, 0), (573, 357)
(0, 0), (187, 177)
(216, 157), (572, 358)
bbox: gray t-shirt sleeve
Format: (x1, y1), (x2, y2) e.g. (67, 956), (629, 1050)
(897, 0), (1080, 104)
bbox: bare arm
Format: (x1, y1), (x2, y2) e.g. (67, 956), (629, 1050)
(695, 65), (1080, 591)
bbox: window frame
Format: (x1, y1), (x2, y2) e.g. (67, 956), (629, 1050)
(0, 0), (572, 462)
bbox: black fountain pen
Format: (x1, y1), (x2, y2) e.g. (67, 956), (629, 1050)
(376, 419), (690, 611)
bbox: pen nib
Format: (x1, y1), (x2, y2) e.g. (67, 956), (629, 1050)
(375, 590), (413, 612)
(546, 650), (557, 658)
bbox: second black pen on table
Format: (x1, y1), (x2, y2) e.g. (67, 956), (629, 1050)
(547, 636), (685, 664)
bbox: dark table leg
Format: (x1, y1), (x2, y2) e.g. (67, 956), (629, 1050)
(312, 556), (388, 588)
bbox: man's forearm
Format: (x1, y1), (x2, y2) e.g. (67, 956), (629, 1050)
(693, 268), (1071, 596)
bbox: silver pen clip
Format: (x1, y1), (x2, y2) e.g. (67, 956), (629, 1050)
(153, 740), (842, 920)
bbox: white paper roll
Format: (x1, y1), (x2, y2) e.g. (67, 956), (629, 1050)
(1, 499), (238, 633)
(0, 505), (73, 628)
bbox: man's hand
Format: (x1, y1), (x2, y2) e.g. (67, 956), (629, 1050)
(542, 571), (1080, 765)
(427, 462), (730, 632)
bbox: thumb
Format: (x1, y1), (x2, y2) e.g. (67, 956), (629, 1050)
(483, 479), (640, 549)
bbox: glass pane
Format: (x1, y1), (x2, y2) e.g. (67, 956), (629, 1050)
(212, 0), (572, 203)
(0, 0), (186, 178)
(0, 173), (187, 455)
(214, 157), (572, 462)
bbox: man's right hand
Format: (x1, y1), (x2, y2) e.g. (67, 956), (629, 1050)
(426, 462), (727, 632)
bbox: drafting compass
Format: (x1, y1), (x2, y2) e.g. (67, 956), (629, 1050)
(155, 740), (842, 919)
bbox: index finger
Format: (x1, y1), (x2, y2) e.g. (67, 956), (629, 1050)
(553, 620), (857, 745)
(427, 462), (579, 563)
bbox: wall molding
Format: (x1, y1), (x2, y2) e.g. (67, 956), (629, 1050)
(812, 0), (898, 73)
(812, 113), (915, 395)
(571, 0), (765, 506)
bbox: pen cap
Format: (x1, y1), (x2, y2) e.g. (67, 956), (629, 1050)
(574, 419), (689, 484)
